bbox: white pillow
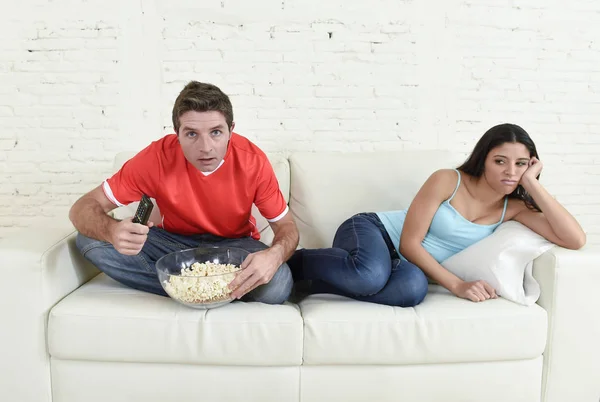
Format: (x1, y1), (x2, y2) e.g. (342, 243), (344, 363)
(440, 220), (555, 306)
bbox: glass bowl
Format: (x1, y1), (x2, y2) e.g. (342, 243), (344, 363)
(155, 246), (249, 309)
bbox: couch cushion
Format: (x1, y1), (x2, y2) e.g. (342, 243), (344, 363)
(111, 151), (290, 246)
(289, 151), (464, 249)
(48, 274), (303, 366)
(300, 286), (547, 365)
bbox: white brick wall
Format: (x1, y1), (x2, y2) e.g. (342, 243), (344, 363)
(1, 0), (599, 244)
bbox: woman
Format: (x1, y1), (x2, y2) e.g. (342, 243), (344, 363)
(287, 123), (586, 307)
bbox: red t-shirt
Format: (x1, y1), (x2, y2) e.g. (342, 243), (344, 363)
(103, 133), (288, 240)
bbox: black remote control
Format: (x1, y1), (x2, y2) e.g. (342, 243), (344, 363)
(132, 194), (154, 225)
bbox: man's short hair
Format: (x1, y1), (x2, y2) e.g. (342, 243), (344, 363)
(172, 81), (234, 133)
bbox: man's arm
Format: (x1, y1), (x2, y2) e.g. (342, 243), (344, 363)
(265, 212), (299, 267)
(69, 185), (119, 242)
(69, 185), (151, 255)
(229, 212), (299, 299)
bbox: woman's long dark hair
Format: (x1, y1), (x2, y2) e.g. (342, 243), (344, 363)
(457, 123), (541, 212)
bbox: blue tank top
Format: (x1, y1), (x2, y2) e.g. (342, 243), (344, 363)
(376, 169), (508, 263)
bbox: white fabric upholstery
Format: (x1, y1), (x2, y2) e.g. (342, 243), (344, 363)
(442, 221), (555, 305)
(533, 247), (600, 402)
(1, 150), (598, 402)
(300, 287), (547, 365)
(51, 359), (299, 402)
(49, 274), (303, 365)
(0, 223), (98, 402)
(301, 358), (543, 402)
(289, 151), (463, 249)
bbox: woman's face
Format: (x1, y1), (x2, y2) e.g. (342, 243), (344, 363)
(483, 141), (532, 194)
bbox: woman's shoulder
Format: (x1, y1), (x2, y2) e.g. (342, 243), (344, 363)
(427, 168), (461, 187)
(421, 169), (461, 199)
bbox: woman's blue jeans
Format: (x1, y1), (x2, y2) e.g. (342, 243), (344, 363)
(288, 213), (428, 307)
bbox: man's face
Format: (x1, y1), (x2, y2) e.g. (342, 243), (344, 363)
(177, 110), (234, 172)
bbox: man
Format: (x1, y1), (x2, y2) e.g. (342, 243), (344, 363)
(69, 81), (299, 304)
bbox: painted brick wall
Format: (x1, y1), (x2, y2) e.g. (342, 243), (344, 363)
(1, 0), (599, 244)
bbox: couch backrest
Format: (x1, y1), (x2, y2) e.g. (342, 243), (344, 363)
(289, 151), (462, 249)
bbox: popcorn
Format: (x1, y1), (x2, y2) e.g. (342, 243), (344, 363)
(163, 261), (241, 303)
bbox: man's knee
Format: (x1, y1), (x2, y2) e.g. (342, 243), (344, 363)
(75, 232), (110, 256)
(75, 232), (134, 273)
(75, 232), (91, 252)
(246, 263), (293, 305)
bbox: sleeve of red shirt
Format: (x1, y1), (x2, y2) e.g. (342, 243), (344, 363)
(103, 143), (160, 207)
(254, 157), (288, 222)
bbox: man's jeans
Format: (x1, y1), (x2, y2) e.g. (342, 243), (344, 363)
(76, 227), (293, 305)
(287, 213), (428, 307)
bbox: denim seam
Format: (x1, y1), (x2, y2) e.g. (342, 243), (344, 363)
(80, 240), (110, 255)
(350, 216), (360, 264)
(136, 254), (154, 273)
(356, 213), (399, 260)
(152, 237), (188, 249)
(350, 215), (386, 297)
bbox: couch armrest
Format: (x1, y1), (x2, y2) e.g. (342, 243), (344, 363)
(0, 221), (99, 402)
(533, 246), (600, 402)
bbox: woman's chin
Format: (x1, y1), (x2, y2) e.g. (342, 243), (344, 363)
(503, 186), (518, 195)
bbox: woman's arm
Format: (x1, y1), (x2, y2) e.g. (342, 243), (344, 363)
(400, 170), (497, 302)
(512, 159), (586, 249)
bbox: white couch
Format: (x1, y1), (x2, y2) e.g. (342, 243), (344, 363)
(1, 151), (599, 402)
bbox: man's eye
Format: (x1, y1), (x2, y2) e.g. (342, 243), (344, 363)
(211, 130), (222, 136)
(187, 132), (196, 138)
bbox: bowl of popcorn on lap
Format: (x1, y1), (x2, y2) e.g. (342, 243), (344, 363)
(156, 246), (249, 309)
